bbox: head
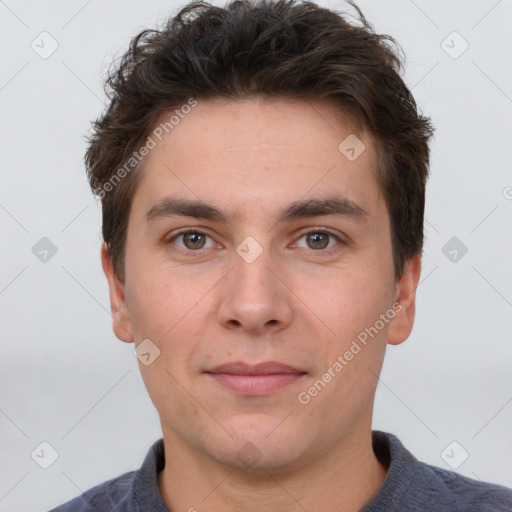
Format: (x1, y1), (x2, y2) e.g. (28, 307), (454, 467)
(89, 0), (433, 472)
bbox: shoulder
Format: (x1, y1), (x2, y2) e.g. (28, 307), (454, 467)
(416, 460), (512, 512)
(370, 432), (512, 512)
(47, 438), (165, 512)
(48, 470), (136, 512)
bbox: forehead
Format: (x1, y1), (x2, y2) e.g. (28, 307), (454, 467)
(131, 97), (383, 223)
(153, 96), (372, 166)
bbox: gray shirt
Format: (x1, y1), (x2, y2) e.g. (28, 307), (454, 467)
(48, 431), (512, 511)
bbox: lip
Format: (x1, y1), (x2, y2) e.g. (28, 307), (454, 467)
(207, 361), (305, 375)
(205, 361), (307, 395)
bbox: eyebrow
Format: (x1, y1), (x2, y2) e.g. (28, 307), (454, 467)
(145, 196), (369, 224)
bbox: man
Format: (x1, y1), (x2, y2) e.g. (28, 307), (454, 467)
(50, 0), (512, 510)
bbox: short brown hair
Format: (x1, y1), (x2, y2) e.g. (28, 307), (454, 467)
(86, 0), (434, 283)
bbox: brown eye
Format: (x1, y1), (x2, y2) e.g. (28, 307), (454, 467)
(293, 230), (344, 254)
(306, 232), (330, 250)
(182, 232), (207, 250)
(168, 230), (215, 252)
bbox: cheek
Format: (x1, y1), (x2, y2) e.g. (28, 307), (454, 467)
(126, 263), (200, 337)
(303, 270), (393, 405)
(126, 271), (214, 384)
(302, 266), (393, 339)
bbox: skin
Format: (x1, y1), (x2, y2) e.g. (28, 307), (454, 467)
(101, 96), (421, 512)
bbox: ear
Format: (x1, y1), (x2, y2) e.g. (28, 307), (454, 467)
(100, 242), (134, 343)
(387, 253), (421, 346)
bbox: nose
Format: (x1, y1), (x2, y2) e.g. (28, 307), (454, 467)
(216, 244), (294, 336)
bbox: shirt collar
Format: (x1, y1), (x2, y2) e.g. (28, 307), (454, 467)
(129, 437), (169, 512)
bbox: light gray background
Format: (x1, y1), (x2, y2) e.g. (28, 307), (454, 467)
(1, 1), (511, 510)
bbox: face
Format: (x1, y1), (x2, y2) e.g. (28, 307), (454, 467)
(103, 96), (420, 472)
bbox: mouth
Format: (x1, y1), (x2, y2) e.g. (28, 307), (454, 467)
(204, 361), (307, 395)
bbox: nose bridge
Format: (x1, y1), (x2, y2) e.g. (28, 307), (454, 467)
(231, 235), (278, 301)
(216, 234), (293, 332)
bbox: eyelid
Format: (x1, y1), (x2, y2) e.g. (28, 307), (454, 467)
(294, 226), (344, 239)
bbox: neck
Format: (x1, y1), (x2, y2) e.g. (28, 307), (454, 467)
(157, 426), (388, 512)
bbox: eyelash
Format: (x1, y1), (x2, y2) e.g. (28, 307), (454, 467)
(166, 227), (345, 256)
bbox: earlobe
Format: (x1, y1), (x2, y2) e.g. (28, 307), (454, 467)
(100, 242), (134, 343)
(387, 253), (422, 346)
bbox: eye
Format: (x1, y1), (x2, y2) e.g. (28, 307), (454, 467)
(167, 229), (216, 251)
(166, 228), (344, 255)
(293, 230), (343, 253)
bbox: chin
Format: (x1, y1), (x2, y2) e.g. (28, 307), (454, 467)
(206, 415), (312, 472)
